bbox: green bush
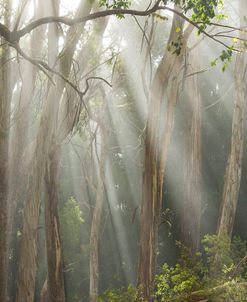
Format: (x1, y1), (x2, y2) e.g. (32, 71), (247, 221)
(99, 234), (247, 302)
(98, 285), (137, 302)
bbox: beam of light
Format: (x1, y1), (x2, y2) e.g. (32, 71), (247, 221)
(105, 160), (136, 284)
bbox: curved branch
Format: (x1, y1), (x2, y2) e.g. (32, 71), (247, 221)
(15, 1), (162, 40)
(0, 0), (244, 52)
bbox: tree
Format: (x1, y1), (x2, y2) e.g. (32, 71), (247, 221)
(0, 1), (246, 301)
(0, 2), (11, 300)
(15, 2), (95, 301)
(217, 0), (247, 238)
(137, 9), (188, 301)
(180, 47), (202, 253)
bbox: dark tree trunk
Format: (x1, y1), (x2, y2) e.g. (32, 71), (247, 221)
(44, 146), (66, 302)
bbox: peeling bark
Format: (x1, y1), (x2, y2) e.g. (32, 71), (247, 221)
(137, 11), (187, 302)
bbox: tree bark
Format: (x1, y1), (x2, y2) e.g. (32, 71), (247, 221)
(15, 2), (60, 299)
(0, 2), (12, 300)
(217, 0), (247, 238)
(7, 5), (45, 298)
(137, 11), (187, 302)
(44, 146), (66, 302)
(15, 1), (95, 300)
(180, 49), (202, 253)
(0, 34), (10, 302)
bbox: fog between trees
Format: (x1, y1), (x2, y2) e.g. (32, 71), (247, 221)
(0, 1), (247, 302)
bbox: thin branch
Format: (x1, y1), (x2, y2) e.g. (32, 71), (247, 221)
(13, 42), (112, 98)
(159, 6), (240, 51)
(14, 1), (163, 40)
(1, 0), (243, 53)
(207, 22), (247, 33)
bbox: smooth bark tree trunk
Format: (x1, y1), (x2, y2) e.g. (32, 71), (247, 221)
(137, 11), (188, 302)
(15, 2), (61, 299)
(7, 6), (45, 298)
(217, 0), (247, 238)
(0, 33), (11, 302)
(43, 3), (65, 300)
(0, 3), (13, 300)
(89, 125), (107, 302)
(180, 49), (202, 253)
(44, 146), (65, 302)
(16, 2), (95, 300)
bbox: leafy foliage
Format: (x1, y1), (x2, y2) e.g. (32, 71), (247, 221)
(154, 234), (247, 302)
(173, 0), (224, 32)
(99, 0), (131, 18)
(98, 285), (137, 302)
(60, 196), (84, 252)
(99, 234), (247, 302)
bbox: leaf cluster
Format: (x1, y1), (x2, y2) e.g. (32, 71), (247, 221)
(99, 0), (131, 18)
(98, 285), (137, 302)
(99, 234), (247, 302)
(172, 0), (224, 32)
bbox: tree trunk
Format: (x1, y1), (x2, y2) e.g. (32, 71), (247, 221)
(15, 2), (60, 299)
(0, 35), (10, 302)
(217, 0), (247, 238)
(137, 11), (187, 302)
(0, 2), (12, 300)
(180, 49), (202, 253)
(44, 4), (65, 299)
(15, 2), (95, 300)
(7, 6), (45, 297)
(89, 124), (107, 302)
(44, 146), (66, 302)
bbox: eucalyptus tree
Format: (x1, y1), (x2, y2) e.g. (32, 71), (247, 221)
(16, 2), (96, 301)
(7, 3), (47, 299)
(0, 1), (246, 302)
(0, 2), (11, 300)
(137, 1), (241, 300)
(137, 10), (190, 301)
(180, 47), (202, 253)
(217, 0), (247, 238)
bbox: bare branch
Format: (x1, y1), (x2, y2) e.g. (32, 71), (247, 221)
(13, 1), (163, 40)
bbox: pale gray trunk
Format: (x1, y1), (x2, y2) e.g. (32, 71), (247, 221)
(0, 3), (12, 300)
(181, 49), (202, 253)
(16, 2), (60, 298)
(16, 2), (95, 300)
(0, 35), (10, 302)
(217, 0), (247, 238)
(7, 7), (45, 298)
